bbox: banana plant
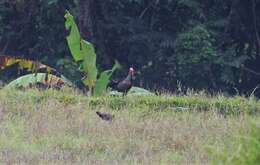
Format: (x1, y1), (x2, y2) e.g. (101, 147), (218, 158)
(6, 73), (72, 89)
(65, 11), (120, 96)
(0, 55), (58, 74)
(0, 55), (72, 88)
(94, 60), (120, 96)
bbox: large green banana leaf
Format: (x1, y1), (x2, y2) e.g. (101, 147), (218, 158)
(65, 11), (98, 89)
(6, 73), (72, 88)
(65, 10), (120, 95)
(94, 61), (121, 96)
(65, 11), (82, 62)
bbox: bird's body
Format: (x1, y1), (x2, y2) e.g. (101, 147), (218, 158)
(110, 67), (135, 95)
(96, 111), (114, 121)
(117, 77), (132, 93)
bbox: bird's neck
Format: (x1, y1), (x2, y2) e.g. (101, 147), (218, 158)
(125, 72), (133, 82)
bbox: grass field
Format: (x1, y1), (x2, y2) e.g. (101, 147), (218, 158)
(0, 88), (259, 164)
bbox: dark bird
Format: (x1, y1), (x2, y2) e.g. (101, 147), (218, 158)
(109, 67), (135, 95)
(96, 111), (114, 121)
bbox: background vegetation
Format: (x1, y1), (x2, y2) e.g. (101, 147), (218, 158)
(1, 1), (260, 164)
(0, 0), (260, 95)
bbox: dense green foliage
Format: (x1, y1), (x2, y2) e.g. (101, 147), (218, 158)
(0, 0), (260, 95)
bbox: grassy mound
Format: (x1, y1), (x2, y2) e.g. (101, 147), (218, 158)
(3, 87), (259, 115)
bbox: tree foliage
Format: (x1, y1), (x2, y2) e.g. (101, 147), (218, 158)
(0, 0), (260, 95)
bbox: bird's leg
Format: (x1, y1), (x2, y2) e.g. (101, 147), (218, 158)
(122, 92), (127, 97)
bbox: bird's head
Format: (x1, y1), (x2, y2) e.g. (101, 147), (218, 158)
(129, 67), (135, 79)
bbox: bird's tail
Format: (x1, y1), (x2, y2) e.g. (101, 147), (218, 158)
(96, 111), (102, 117)
(108, 79), (119, 89)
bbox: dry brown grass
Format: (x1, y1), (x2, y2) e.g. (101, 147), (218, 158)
(0, 88), (256, 164)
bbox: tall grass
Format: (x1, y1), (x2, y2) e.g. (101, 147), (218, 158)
(0, 88), (259, 164)
(210, 117), (260, 165)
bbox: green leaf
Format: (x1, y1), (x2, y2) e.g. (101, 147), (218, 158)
(65, 11), (99, 91)
(81, 40), (98, 88)
(65, 10), (82, 62)
(109, 86), (154, 96)
(128, 87), (154, 95)
(94, 61), (121, 96)
(65, 10), (120, 94)
(5, 73), (72, 88)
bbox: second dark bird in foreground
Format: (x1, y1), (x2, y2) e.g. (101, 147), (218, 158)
(109, 67), (135, 95)
(96, 111), (114, 121)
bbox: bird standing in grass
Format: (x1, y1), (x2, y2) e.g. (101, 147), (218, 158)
(110, 67), (135, 96)
(96, 111), (114, 121)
